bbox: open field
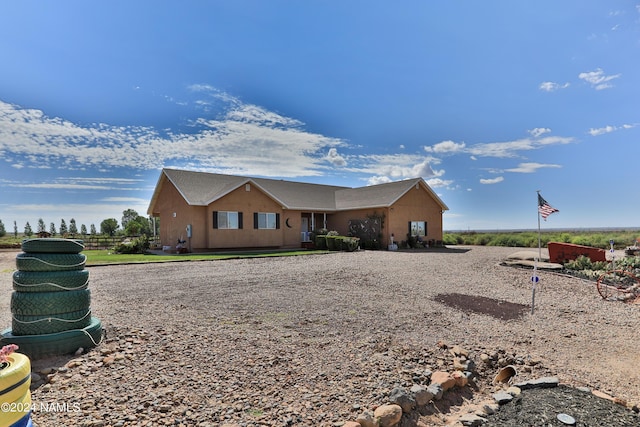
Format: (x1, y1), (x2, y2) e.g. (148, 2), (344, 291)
(443, 229), (640, 249)
(0, 247), (638, 426)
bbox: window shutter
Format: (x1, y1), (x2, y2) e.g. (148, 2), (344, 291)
(254, 213), (258, 229)
(424, 221), (427, 236)
(408, 221), (411, 236)
(213, 212), (218, 229)
(238, 212), (243, 229)
(275, 213), (280, 229)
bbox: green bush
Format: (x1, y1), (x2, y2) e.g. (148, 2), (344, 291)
(563, 255), (609, 272)
(315, 235), (327, 250)
(341, 237), (360, 252)
(325, 235), (341, 251)
(442, 234), (458, 246)
(443, 230), (640, 250)
(114, 234), (150, 254)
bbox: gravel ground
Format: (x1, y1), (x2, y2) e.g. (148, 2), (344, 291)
(0, 246), (638, 426)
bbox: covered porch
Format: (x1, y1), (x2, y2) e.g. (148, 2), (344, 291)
(299, 212), (331, 244)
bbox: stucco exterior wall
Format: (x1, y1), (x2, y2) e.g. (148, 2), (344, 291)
(328, 208), (388, 242)
(152, 178), (207, 250)
(205, 184), (303, 249)
(386, 183), (444, 245)
(327, 184), (443, 247)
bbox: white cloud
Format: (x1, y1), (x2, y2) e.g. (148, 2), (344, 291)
(424, 140), (466, 153)
(5, 176), (146, 191)
(589, 123), (636, 136)
(578, 68), (621, 90)
(467, 136), (574, 158)
(357, 155), (443, 179)
(0, 97), (346, 178)
(528, 128), (551, 137)
(101, 197), (149, 203)
(9, 183), (118, 190)
(425, 177), (454, 188)
(539, 81), (570, 92)
(589, 125), (616, 136)
(354, 154), (446, 186)
(366, 176), (392, 185)
(480, 176), (504, 184)
(325, 148), (347, 167)
(504, 163), (562, 173)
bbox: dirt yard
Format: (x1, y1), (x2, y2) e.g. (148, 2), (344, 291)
(0, 247), (638, 426)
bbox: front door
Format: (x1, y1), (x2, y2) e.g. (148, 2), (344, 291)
(301, 217), (310, 241)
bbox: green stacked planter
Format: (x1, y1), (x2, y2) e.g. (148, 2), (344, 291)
(1, 239), (102, 359)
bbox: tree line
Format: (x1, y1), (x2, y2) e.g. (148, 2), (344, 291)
(0, 209), (158, 238)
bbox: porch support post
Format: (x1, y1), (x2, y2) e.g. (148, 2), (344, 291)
(323, 213), (327, 229)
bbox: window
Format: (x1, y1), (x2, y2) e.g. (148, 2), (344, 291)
(254, 212), (280, 229)
(213, 211), (243, 229)
(409, 221), (426, 237)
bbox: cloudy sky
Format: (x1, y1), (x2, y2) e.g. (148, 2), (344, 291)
(1, 1), (639, 232)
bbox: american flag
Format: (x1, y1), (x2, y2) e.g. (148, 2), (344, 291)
(538, 193), (559, 220)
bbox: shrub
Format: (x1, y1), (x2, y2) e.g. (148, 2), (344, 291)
(114, 234), (150, 254)
(341, 237), (360, 252)
(325, 235), (341, 251)
(563, 255), (608, 271)
(406, 234), (418, 249)
(315, 235), (327, 250)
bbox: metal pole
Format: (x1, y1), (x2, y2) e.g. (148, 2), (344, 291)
(533, 190), (541, 315)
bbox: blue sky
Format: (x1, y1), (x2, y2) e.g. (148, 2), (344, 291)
(1, 1), (639, 232)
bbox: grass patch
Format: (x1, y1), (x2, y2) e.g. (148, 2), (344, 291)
(84, 249), (328, 266)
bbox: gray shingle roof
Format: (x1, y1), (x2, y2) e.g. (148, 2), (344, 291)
(149, 168), (448, 214)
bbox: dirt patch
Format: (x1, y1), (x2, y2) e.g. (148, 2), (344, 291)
(484, 385), (639, 426)
(433, 292), (529, 320)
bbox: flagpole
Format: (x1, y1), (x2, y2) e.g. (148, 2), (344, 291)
(533, 190), (541, 315)
(537, 190), (542, 261)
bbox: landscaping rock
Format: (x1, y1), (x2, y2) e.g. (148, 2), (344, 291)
(410, 384), (434, 406)
(492, 392), (514, 405)
(459, 413), (488, 426)
(513, 376), (559, 390)
(374, 404), (403, 427)
(431, 371), (456, 391)
(355, 410), (376, 427)
(427, 383), (444, 401)
(388, 387), (416, 413)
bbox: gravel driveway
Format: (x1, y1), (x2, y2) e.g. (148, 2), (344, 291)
(0, 247), (638, 426)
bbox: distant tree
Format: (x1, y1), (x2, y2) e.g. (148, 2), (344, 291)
(0, 220), (5, 238)
(13, 221), (17, 238)
(124, 215), (151, 236)
(37, 218), (46, 233)
(100, 218), (119, 236)
(24, 222), (33, 237)
(50, 223), (57, 236)
(121, 209), (139, 230)
(69, 218), (78, 236)
(80, 224), (87, 236)
(90, 224), (97, 235)
(60, 219), (68, 236)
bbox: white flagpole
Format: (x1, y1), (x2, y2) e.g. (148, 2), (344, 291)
(537, 190), (542, 261)
(532, 190), (541, 314)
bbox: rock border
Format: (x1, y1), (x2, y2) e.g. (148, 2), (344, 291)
(339, 342), (638, 427)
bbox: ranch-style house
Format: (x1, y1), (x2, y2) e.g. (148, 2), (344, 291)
(147, 168), (448, 251)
